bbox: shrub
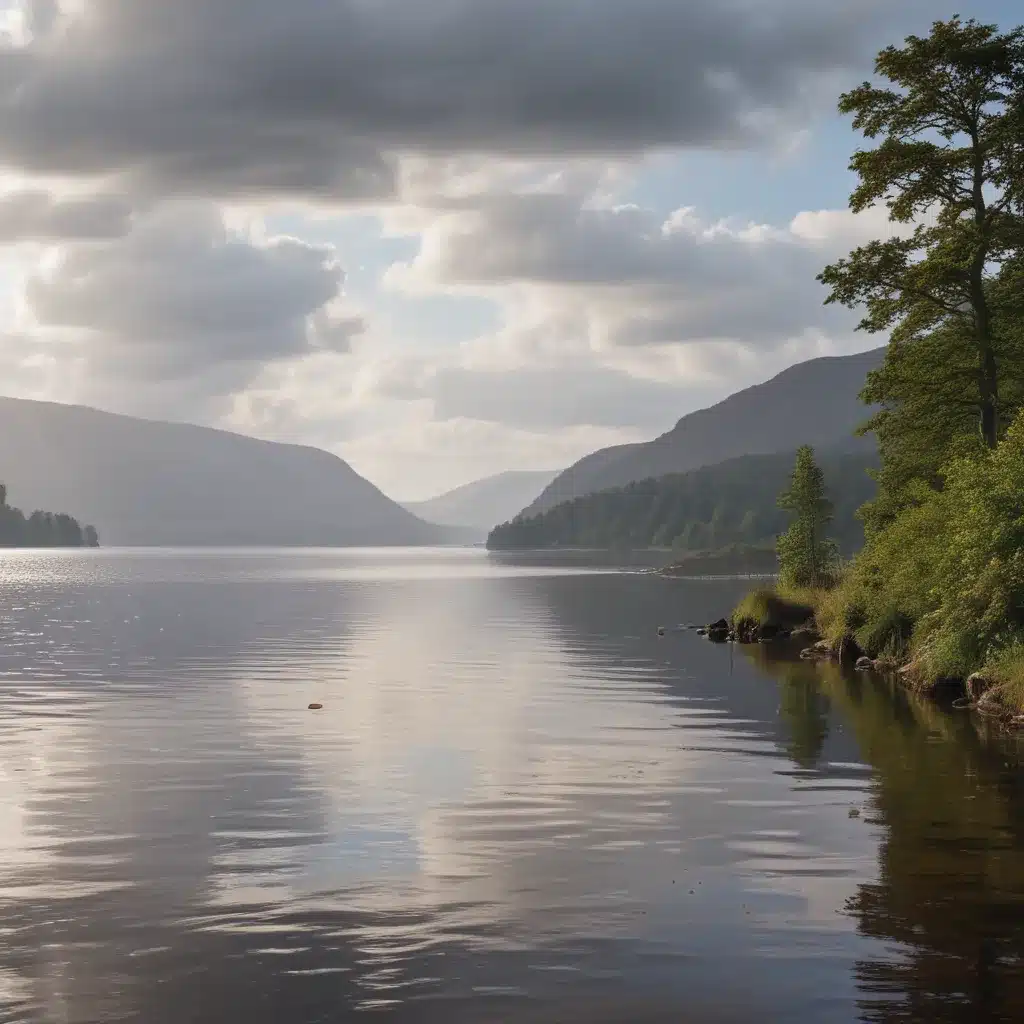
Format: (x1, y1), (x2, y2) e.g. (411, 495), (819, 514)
(731, 587), (816, 635)
(824, 411), (1024, 682)
(984, 645), (1024, 714)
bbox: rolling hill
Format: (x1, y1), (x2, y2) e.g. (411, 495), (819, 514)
(523, 347), (885, 517)
(403, 469), (559, 532)
(0, 396), (463, 547)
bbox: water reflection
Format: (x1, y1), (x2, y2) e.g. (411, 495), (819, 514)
(0, 549), (1021, 1022)
(745, 646), (1024, 1022)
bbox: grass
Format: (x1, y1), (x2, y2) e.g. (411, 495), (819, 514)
(730, 586), (817, 634)
(983, 647), (1024, 715)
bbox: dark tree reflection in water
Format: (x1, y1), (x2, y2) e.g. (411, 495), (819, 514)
(747, 646), (1024, 1023)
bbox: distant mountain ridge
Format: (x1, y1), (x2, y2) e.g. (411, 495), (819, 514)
(403, 469), (559, 532)
(0, 397), (462, 547)
(524, 347), (885, 517)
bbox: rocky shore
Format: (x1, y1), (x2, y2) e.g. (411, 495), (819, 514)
(677, 615), (1024, 731)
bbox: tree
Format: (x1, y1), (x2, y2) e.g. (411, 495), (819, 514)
(776, 446), (838, 589)
(855, 312), (1024, 531)
(819, 17), (1024, 452)
(0, 482), (98, 547)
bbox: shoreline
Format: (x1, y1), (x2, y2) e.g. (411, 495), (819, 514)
(690, 604), (1024, 732)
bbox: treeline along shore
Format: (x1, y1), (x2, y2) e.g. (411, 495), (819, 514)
(0, 483), (99, 548)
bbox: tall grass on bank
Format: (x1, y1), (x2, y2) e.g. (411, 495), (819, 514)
(730, 587), (817, 635)
(980, 646), (1024, 714)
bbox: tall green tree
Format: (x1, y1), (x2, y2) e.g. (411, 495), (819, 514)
(776, 446), (838, 589)
(856, 311), (1024, 532)
(820, 17), (1024, 455)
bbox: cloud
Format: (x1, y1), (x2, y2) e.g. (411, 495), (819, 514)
(0, 0), (922, 498)
(389, 184), (897, 353)
(430, 364), (702, 432)
(17, 200), (363, 417)
(0, 0), (895, 203)
(340, 416), (641, 502)
(0, 188), (134, 242)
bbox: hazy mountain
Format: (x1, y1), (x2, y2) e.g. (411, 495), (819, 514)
(403, 470), (559, 532)
(523, 347), (885, 517)
(0, 396), (464, 546)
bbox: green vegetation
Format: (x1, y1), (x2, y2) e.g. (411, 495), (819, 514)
(0, 483), (99, 547)
(984, 646), (1024, 720)
(486, 447), (877, 553)
(730, 587), (816, 640)
(829, 416), (1024, 679)
(818, 17), (1024, 456)
(775, 445), (839, 589)
(734, 17), (1024, 717)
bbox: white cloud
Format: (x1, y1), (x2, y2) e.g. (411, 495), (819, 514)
(10, 200), (363, 419)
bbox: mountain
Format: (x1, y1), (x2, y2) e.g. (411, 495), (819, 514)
(523, 347), (886, 517)
(488, 444), (879, 554)
(403, 470), (559, 532)
(0, 396), (463, 547)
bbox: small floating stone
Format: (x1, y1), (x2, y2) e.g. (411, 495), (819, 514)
(308, 703), (323, 710)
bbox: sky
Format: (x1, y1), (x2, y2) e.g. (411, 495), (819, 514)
(0, 0), (1018, 501)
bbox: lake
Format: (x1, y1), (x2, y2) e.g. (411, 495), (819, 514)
(0, 547), (1022, 1023)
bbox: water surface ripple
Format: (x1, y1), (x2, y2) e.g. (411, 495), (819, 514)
(0, 548), (1021, 1022)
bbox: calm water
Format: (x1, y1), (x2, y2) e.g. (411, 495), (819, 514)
(0, 548), (1022, 1023)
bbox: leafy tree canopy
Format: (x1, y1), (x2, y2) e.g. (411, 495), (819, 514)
(820, 16), (1024, 452)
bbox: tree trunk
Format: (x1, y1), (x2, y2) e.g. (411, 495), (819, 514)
(970, 135), (998, 450)
(978, 341), (999, 449)
(973, 269), (998, 448)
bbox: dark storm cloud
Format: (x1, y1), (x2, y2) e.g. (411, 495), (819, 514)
(0, 0), (891, 201)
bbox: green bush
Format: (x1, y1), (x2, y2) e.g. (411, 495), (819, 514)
(823, 412), (1024, 686)
(731, 588), (816, 634)
(984, 645), (1024, 714)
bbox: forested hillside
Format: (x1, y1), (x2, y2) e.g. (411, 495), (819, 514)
(525, 348), (884, 516)
(488, 447), (877, 552)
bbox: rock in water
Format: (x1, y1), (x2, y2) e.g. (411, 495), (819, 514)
(706, 618), (730, 643)
(308, 703), (323, 710)
(855, 656), (874, 671)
